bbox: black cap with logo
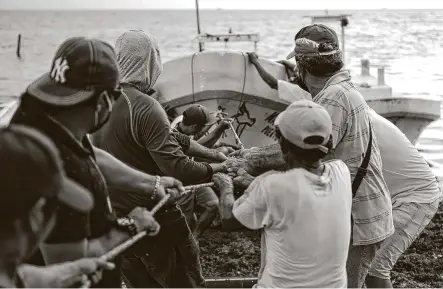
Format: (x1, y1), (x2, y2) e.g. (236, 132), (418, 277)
(27, 37), (120, 107)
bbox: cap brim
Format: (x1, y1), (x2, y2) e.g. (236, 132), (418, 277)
(274, 112), (284, 126)
(57, 177), (94, 213)
(286, 50), (296, 60)
(204, 112), (219, 126)
(27, 73), (95, 107)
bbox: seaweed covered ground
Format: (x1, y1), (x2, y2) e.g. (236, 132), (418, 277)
(199, 204), (443, 287)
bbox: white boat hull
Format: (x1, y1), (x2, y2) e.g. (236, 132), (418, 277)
(154, 50), (440, 146)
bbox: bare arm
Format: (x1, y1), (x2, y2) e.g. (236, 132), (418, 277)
(248, 52), (278, 90)
(93, 147), (156, 196)
(19, 258), (115, 288)
(40, 229), (130, 264)
(196, 121), (230, 148)
(187, 139), (226, 162)
(40, 207), (159, 265)
(212, 173), (245, 231)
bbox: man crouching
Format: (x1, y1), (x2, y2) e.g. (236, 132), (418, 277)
(212, 100), (353, 288)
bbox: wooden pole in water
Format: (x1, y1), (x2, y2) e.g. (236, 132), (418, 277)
(16, 34), (22, 59)
(195, 0), (204, 52)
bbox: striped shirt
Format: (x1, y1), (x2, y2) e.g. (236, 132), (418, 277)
(312, 70), (394, 246)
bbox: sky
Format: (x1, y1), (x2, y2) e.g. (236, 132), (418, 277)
(1, 0), (443, 10)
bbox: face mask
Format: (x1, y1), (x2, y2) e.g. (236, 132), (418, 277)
(90, 91), (113, 134)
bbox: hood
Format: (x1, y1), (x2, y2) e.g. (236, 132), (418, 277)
(115, 30), (163, 93)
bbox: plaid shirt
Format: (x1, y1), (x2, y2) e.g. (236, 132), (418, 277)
(313, 70), (394, 246)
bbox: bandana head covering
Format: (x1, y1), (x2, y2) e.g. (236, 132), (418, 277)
(115, 30), (163, 93)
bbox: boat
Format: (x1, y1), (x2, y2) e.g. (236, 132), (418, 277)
(154, 50), (440, 147)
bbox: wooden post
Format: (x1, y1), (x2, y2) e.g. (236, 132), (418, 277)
(16, 34), (22, 59)
(195, 0), (204, 52)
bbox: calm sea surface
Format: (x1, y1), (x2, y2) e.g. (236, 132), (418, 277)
(1, 9), (443, 180)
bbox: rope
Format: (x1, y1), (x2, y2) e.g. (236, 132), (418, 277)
(189, 51), (247, 147)
(235, 51), (248, 113)
(191, 52), (198, 104)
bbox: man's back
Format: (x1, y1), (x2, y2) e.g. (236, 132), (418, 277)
(240, 160), (352, 288)
(312, 70), (393, 245)
(370, 110), (440, 204)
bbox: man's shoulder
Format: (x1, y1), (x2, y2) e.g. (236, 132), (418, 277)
(253, 169), (304, 190)
(316, 78), (365, 109)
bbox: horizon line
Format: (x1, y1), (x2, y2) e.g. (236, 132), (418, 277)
(1, 8), (442, 11)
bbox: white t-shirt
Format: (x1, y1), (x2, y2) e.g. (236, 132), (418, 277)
(277, 80), (312, 103)
(370, 109), (441, 205)
(233, 160), (352, 288)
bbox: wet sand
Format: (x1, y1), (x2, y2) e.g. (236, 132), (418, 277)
(199, 203), (443, 287)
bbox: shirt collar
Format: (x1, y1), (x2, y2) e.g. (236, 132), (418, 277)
(313, 70), (351, 99)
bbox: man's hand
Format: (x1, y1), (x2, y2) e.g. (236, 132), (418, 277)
(216, 146), (235, 157)
(233, 168), (255, 190)
(159, 176), (184, 203)
(247, 52), (259, 64)
(212, 173), (234, 192)
(228, 148), (252, 159)
(213, 141), (242, 151)
(225, 157), (254, 175)
(128, 207), (161, 236)
(217, 118), (234, 130)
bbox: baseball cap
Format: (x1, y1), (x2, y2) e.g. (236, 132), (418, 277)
(286, 24), (340, 60)
(274, 99), (332, 153)
(0, 125), (94, 219)
(27, 37), (120, 107)
(182, 104), (218, 127)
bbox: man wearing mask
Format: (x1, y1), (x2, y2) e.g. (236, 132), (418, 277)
(90, 30), (226, 288)
(0, 125), (119, 288)
(10, 36), (183, 287)
(228, 24), (394, 288)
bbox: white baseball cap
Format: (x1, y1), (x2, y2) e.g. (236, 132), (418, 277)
(274, 99), (333, 153)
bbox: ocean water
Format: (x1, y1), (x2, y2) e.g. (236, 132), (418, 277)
(1, 9), (443, 179)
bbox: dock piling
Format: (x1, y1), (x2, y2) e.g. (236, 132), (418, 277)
(16, 34), (22, 59)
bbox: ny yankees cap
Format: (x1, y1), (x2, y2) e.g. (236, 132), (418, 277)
(275, 99), (333, 153)
(0, 125), (94, 220)
(183, 104), (218, 127)
(27, 37), (120, 107)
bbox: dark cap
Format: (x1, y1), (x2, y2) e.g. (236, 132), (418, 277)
(182, 104), (218, 127)
(27, 37), (120, 107)
(0, 125), (94, 219)
(287, 24), (340, 59)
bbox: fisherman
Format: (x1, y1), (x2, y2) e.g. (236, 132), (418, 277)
(0, 125), (117, 288)
(365, 110), (441, 288)
(229, 24), (394, 288)
(171, 104), (234, 149)
(171, 104), (235, 238)
(213, 100), (352, 288)
(90, 30), (226, 288)
(10, 36), (183, 287)
(230, 109), (442, 288)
